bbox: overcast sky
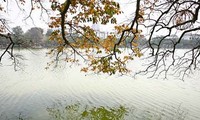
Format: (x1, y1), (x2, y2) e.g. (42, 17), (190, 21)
(1, 0), (50, 32)
(0, 0), (136, 33)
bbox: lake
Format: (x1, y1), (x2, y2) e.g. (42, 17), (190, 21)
(0, 49), (200, 120)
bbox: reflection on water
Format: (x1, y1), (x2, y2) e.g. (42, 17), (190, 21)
(47, 103), (127, 120)
(0, 102), (187, 120)
(0, 50), (200, 120)
(46, 102), (188, 120)
(1, 102), (187, 120)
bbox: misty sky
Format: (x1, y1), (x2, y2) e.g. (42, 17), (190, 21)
(0, 0), (136, 33)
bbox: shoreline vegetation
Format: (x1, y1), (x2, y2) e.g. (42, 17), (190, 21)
(1, 38), (200, 50)
(1, 26), (200, 50)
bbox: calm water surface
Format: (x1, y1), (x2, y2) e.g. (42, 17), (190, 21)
(0, 49), (200, 120)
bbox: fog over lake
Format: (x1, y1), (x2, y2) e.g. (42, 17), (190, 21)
(0, 49), (200, 120)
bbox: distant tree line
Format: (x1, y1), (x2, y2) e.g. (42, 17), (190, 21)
(1, 26), (200, 50)
(124, 34), (200, 49)
(0, 26), (57, 49)
(149, 35), (200, 49)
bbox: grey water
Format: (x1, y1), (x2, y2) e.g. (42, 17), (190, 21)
(0, 49), (200, 120)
